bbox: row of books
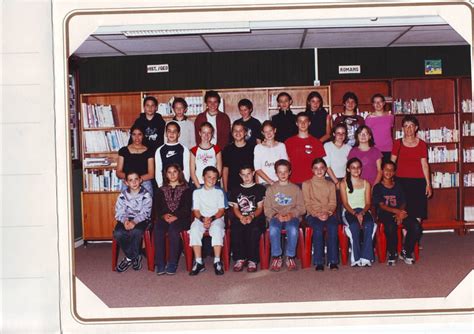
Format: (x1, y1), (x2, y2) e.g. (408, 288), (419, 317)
(84, 169), (121, 192)
(395, 127), (459, 143)
(463, 206), (474, 221)
(461, 99), (473, 113)
(82, 103), (115, 128)
(84, 130), (129, 153)
(431, 172), (459, 189)
(462, 148), (474, 163)
(463, 172), (474, 187)
(393, 98), (435, 114)
(461, 121), (474, 136)
(83, 157), (116, 168)
(428, 146), (458, 163)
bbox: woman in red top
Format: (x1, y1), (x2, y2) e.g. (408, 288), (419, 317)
(390, 115), (432, 220)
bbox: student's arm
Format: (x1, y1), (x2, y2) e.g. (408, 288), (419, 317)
(362, 180), (372, 214)
(132, 192), (153, 224)
(373, 157), (383, 185)
(155, 148), (163, 187)
(301, 182), (313, 216)
(114, 195), (127, 223)
(293, 187), (306, 219)
(174, 188), (193, 222)
(328, 183), (337, 214)
(255, 170), (274, 184)
(216, 151), (223, 177)
(141, 157), (155, 181)
(182, 147), (190, 182)
(193, 209), (204, 221)
(222, 166), (229, 192)
(326, 167), (339, 185)
(190, 153), (201, 188)
(116, 156), (126, 180)
(319, 114), (332, 143)
(254, 200), (264, 218)
(263, 187), (277, 221)
(339, 180), (355, 214)
(421, 157), (432, 197)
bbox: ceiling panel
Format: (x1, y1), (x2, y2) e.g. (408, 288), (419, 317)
(304, 31), (403, 48)
(308, 26), (408, 33)
(104, 36), (209, 54)
(393, 29), (467, 46)
(74, 40), (122, 55)
(205, 31), (304, 51)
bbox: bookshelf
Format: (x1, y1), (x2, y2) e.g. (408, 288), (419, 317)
(79, 85), (331, 240)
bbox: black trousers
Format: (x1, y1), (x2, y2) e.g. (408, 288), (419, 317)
(113, 220), (149, 260)
(154, 218), (185, 268)
(230, 216), (264, 263)
(379, 212), (422, 256)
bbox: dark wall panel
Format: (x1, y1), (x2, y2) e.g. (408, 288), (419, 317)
(77, 49), (315, 93)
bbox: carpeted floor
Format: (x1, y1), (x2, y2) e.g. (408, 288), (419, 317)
(74, 233), (474, 308)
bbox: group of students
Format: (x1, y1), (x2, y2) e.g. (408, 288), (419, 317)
(113, 89), (427, 275)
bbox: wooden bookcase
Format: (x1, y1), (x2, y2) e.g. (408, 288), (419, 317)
(330, 77), (468, 233)
(79, 85), (330, 240)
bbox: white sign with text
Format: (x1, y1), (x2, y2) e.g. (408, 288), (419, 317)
(338, 65), (361, 74)
(147, 64), (169, 73)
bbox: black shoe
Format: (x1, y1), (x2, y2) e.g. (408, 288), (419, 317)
(166, 263), (178, 275)
(387, 253), (397, 266)
(214, 261), (224, 275)
(116, 257), (132, 273)
(132, 255), (142, 271)
(315, 264), (324, 271)
(189, 261), (205, 276)
(329, 263), (339, 271)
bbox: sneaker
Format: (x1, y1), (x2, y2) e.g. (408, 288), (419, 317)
(329, 263), (339, 271)
(360, 258), (372, 267)
(387, 253), (397, 266)
(214, 261), (224, 275)
(270, 256), (283, 272)
(116, 257), (132, 273)
(132, 255), (142, 271)
(315, 264), (324, 271)
(189, 261), (206, 276)
(156, 264), (166, 275)
(233, 259), (246, 272)
(286, 256), (297, 271)
(399, 250), (415, 265)
(351, 260), (361, 267)
(165, 263), (178, 275)
(247, 261), (257, 272)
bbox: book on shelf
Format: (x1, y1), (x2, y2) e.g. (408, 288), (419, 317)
(81, 103), (115, 128)
(84, 130), (129, 153)
(83, 157), (117, 167)
(393, 97), (435, 114)
(395, 127), (459, 143)
(428, 146), (458, 163)
(461, 99), (473, 113)
(84, 169), (121, 192)
(463, 147), (474, 162)
(462, 121), (474, 136)
(464, 206), (474, 221)
(463, 172), (474, 187)
(431, 172), (459, 189)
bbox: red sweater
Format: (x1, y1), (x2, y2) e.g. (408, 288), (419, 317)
(194, 111), (231, 149)
(285, 135), (326, 183)
(391, 139), (427, 178)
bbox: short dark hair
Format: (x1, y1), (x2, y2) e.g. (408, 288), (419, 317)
(238, 98), (253, 110)
(401, 115), (420, 130)
(274, 159), (291, 173)
(125, 171), (140, 179)
(330, 123), (349, 143)
(306, 91), (324, 110)
(353, 125), (375, 147)
(143, 96), (158, 107)
(172, 97), (188, 109)
(261, 120), (275, 131)
(199, 121), (215, 135)
(342, 92), (359, 106)
(296, 111), (310, 122)
(371, 93), (386, 103)
(239, 164), (255, 172)
(204, 90), (221, 103)
(203, 165), (219, 177)
(277, 92), (292, 102)
(382, 160), (397, 171)
(166, 121), (181, 133)
(311, 158), (327, 168)
(232, 119), (247, 132)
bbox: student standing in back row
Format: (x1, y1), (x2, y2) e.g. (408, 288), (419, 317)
(132, 96), (165, 153)
(364, 94), (394, 162)
(271, 92), (298, 143)
(236, 98), (263, 146)
(194, 90), (231, 149)
(334, 92), (364, 147)
(305, 91), (332, 143)
(168, 97), (195, 150)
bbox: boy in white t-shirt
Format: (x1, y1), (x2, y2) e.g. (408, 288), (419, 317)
(189, 166), (226, 276)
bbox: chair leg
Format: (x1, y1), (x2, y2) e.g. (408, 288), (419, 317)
(222, 230), (231, 271)
(338, 225), (348, 265)
(112, 237), (119, 271)
(144, 230), (154, 271)
(259, 233), (267, 270)
(303, 227), (313, 269)
(414, 242), (420, 261)
(180, 231), (193, 272)
(296, 228), (304, 265)
(376, 223), (386, 263)
(263, 229), (270, 270)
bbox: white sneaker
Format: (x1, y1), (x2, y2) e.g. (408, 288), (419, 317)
(351, 259), (362, 267)
(360, 258), (372, 267)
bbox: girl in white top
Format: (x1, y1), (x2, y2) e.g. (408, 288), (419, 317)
(324, 123), (352, 186)
(339, 157), (376, 267)
(253, 120), (288, 185)
(190, 122), (222, 188)
(167, 97), (196, 150)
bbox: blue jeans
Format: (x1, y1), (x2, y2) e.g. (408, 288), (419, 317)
(343, 208), (376, 264)
(307, 214), (339, 265)
(269, 217), (300, 257)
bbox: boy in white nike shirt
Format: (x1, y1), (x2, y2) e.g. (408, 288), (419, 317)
(155, 121), (190, 187)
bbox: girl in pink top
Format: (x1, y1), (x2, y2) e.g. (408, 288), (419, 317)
(364, 93), (394, 162)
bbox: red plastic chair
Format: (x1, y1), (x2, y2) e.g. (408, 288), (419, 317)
(338, 221), (380, 265)
(262, 227), (307, 269)
(304, 225), (347, 268)
(112, 225), (154, 271)
(180, 230), (230, 272)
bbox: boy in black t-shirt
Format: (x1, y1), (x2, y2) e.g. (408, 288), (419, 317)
(228, 165), (266, 272)
(236, 98), (263, 146)
(132, 96), (165, 153)
(373, 161), (422, 266)
(155, 122), (190, 187)
(222, 120), (255, 193)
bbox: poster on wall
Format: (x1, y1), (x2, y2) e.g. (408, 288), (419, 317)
(425, 59), (442, 75)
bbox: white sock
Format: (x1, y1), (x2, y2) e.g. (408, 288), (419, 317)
(214, 257), (221, 264)
(195, 257), (203, 264)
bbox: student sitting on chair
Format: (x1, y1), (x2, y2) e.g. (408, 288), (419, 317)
(113, 171), (153, 272)
(188, 166), (226, 276)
